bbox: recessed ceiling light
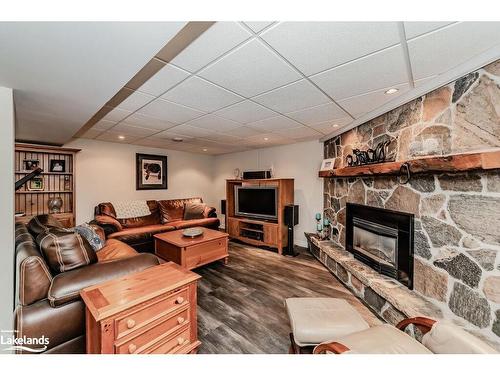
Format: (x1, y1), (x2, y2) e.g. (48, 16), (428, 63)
(332, 124), (339, 128)
(118, 135), (125, 140)
(385, 88), (399, 95)
(172, 137), (183, 142)
(264, 137), (269, 141)
(202, 148), (208, 152)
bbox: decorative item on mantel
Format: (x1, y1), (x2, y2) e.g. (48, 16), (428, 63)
(346, 140), (391, 167)
(315, 213), (331, 240)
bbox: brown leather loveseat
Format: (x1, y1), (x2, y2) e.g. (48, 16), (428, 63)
(14, 215), (160, 354)
(94, 197), (219, 253)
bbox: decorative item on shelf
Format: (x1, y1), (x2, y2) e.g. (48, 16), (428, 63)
(346, 140), (391, 167)
(23, 159), (40, 172)
(63, 175), (71, 191)
(320, 158), (336, 172)
(136, 153), (168, 190)
(49, 159), (66, 172)
(48, 197), (63, 214)
(233, 168), (241, 180)
(15, 212), (25, 217)
(27, 177), (44, 191)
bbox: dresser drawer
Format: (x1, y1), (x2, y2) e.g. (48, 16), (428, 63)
(185, 238), (228, 269)
(114, 287), (189, 339)
(144, 326), (191, 354)
(115, 307), (190, 354)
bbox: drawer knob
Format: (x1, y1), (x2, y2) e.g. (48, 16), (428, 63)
(175, 296), (184, 304)
(177, 337), (185, 345)
(177, 317), (185, 324)
(126, 319), (136, 329)
(128, 343), (137, 353)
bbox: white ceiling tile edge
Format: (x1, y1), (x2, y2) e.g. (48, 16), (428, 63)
(319, 44), (500, 142)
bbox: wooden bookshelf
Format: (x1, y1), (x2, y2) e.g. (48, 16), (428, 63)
(15, 143), (80, 227)
(319, 150), (500, 178)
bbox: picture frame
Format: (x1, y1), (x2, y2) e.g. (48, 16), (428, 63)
(23, 159), (40, 171)
(136, 153), (168, 190)
(49, 159), (66, 172)
(320, 158), (336, 171)
(27, 177), (44, 191)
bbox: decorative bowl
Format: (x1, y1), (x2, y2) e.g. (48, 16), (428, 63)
(182, 227), (204, 238)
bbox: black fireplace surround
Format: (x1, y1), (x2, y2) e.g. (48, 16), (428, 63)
(346, 203), (414, 289)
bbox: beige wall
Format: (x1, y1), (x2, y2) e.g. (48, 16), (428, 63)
(0, 87), (15, 352)
(65, 138), (216, 224)
(213, 140), (324, 246)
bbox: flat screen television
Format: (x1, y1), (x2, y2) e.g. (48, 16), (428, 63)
(234, 186), (278, 220)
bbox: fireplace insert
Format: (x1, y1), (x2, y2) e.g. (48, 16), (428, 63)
(346, 203), (414, 289)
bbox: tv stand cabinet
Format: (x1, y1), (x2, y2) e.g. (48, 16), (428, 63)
(225, 179), (294, 255)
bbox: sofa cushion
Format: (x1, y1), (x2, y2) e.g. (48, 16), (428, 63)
(107, 224), (175, 243)
(169, 218), (220, 230)
(27, 214), (63, 237)
(118, 200), (161, 228)
(183, 202), (209, 220)
(37, 228), (98, 274)
(97, 239), (138, 262)
(159, 197), (203, 223)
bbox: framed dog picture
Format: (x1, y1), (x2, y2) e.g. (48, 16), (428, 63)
(136, 153), (168, 190)
(320, 158), (336, 171)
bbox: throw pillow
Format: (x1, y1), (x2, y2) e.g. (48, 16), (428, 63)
(183, 202), (207, 220)
(37, 227), (98, 274)
(74, 223), (105, 251)
(27, 214), (63, 237)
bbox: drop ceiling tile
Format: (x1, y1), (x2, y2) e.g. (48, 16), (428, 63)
(111, 123), (158, 137)
(186, 114), (242, 132)
(171, 22), (252, 72)
(155, 129), (195, 141)
(414, 75), (438, 87)
(247, 115), (302, 131)
(134, 138), (175, 148)
(272, 126), (321, 139)
(338, 83), (410, 118)
(137, 98), (205, 124)
(286, 102), (349, 125)
(404, 22), (455, 39)
(161, 76), (244, 112)
(168, 124), (216, 138)
(261, 22), (400, 76)
(253, 79), (330, 113)
(242, 21), (275, 33)
(117, 91), (155, 112)
(203, 132), (241, 143)
(96, 131), (139, 144)
(157, 141), (198, 152)
(245, 132), (292, 144)
(137, 63), (191, 97)
(408, 22), (500, 80)
(309, 119), (351, 135)
(122, 112), (177, 130)
(198, 39), (302, 97)
(213, 100), (277, 123)
(102, 107), (132, 122)
(310, 45), (408, 100)
(80, 128), (102, 139)
(93, 119), (116, 131)
(221, 126), (263, 138)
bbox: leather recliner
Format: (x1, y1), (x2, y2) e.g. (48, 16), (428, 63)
(94, 197), (220, 253)
(13, 219), (160, 354)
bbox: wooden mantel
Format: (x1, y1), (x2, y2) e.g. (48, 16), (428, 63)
(319, 150), (500, 178)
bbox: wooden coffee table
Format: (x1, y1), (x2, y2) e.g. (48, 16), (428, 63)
(154, 228), (229, 270)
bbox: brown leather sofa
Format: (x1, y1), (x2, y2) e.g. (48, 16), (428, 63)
(14, 216), (160, 354)
(94, 197), (220, 253)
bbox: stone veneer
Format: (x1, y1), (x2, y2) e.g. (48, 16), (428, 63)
(321, 59), (500, 345)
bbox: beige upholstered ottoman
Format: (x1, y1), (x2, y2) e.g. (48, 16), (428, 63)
(285, 297), (370, 353)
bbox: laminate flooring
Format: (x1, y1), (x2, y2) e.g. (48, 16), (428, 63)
(195, 241), (381, 354)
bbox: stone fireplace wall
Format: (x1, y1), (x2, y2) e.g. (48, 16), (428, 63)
(323, 59), (500, 343)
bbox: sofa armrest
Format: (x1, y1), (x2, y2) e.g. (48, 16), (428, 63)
(205, 206), (217, 218)
(94, 214), (123, 234)
(48, 253), (159, 307)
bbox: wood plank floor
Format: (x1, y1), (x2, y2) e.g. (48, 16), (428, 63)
(194, 241), (381, 354)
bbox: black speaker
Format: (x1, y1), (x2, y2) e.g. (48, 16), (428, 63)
(221, 199), (226, 215)
(242, 170), (272, 179)
(284, 205), (299, 257)
(284, 205), (299, 226)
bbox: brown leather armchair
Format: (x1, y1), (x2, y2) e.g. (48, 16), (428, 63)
(94, 198), (219, 252)
(14, 221), (160, 354)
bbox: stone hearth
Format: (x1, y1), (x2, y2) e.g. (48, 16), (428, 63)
(322, 59), (500, 346)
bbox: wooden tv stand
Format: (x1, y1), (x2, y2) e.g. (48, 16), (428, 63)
(225, 178), (294, 255)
